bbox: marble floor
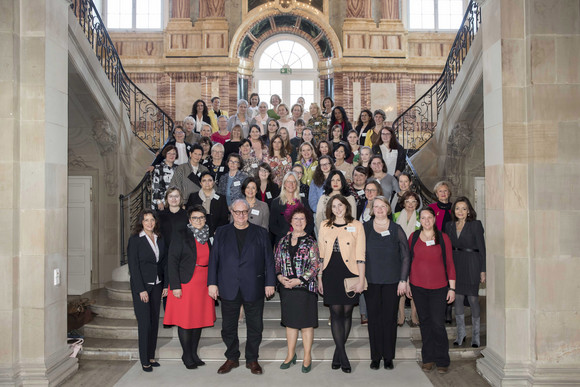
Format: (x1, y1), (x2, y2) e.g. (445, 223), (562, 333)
(60, 358), (491, 387)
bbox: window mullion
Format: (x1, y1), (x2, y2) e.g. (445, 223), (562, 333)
(434, 0), (439, 30)
(132, 0), (137, 30)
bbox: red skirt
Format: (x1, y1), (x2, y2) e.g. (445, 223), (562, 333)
(164, 242), (216, 329)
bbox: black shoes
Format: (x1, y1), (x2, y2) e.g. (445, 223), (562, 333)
(331, 363), (341, 370)
(341, 366), (351, 373)
(370, 360), (380, 370)
(142, 365), (153, 372)
(384, 360), (394, 370)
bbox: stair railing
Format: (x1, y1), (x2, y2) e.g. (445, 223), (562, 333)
(392, 0), (481, 200)
(70, 0), (173, 152)
(70, 0), (173, 264)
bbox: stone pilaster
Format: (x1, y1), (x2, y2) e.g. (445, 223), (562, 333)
(0, 0), (78, 384)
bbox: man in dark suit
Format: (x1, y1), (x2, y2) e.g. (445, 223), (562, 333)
(208, 199), (276, 375)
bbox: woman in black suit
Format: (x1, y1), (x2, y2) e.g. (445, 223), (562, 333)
(127, 209), (168, 372)
(444, 197), (486, 348)
(185, 171), (229, 237)
(164, 205), (216, 369)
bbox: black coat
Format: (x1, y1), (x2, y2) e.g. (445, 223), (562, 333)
(167, 228), (212, 290)
(186, 191), (229, 237)
(269, 196), (315, 245)
(127, 234), (167, 293)
(372, 143), (407, 175)
(260, 181), (281, 208)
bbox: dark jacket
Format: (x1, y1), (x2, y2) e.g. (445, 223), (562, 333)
(167, 228), (212, 290)
(259, 181), (281, 208)
(372, 143), (407, 175)
(208, 223), (276, 302)
(127, 233), (167, 293)
(186, 191), (229, 237)
(269, 197), (315, 245)
(151, 140), (193, 166)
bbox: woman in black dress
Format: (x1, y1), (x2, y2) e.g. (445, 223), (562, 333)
(318, 195), (366, 373)
(363, 196), (410, 370)
(274, 206), (320, 373)
(444, 197), (486, 348)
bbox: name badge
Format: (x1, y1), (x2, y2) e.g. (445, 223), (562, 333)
(233, 181), (241, 187)
(197, 172), (201, 177)
(251, 209), (260, 216)
(219, 166), (224, 172)
(300, 193), (305, 197)
(353, 150), (359, 155)
(416, 221), (421, 228)
(311, 165), (316, 170)
(340, 170), (346, 176)
(225, 139), (230, 143)
(213, 194), (220, 200)
(426, 240), (435, 246)
(362, 132), (367, 137)
(251, 163), (258, 168)
(315, 122), (320, 126)
(381, 230), (391, 237)
(282, 160), (288, 165)
(347, 227), (356, 232)
(266, 192), (272, 199)
(357, 190), (365, 196)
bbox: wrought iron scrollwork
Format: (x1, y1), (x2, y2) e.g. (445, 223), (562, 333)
(70, 0), (170, 264)
(392, 0), (481, 201)
(70, 0), (173, 152)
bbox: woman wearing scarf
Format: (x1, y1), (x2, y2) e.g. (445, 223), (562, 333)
(164, 205), (216, 369)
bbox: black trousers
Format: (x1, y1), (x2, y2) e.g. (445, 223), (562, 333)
(364, 283), (399, 362)
(411, 285), (450, 367)
(131, 283), (163, 366)
(220, 290), (265, 363)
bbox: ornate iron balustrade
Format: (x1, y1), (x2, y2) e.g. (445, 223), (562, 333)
(392, 0), (481, 155)
(392, 0), (481, 202)
(70, 0), (173, 152)
(119, 173), (152, 265)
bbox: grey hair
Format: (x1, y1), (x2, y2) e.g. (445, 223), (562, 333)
(237, 99), (248, 107)
(211, 142), (225, 152)
(230, 198), (250, 211)
(183, 115), (195, 124)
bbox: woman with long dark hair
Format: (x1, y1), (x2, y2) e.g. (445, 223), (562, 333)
(368, 155), (400, 200)
(190, 99), (211, 134)
(355, 109), (375, 145)
(318, 195), (366, 373)
(315, 170), (357, 234)
(308, 155), (335, 214)
(444, 197), (486, 348)
(127, 209), (168, 372)
(264, 134), (292, 186)
(256, 162), (281, 208)
(329, 106), (353, 140)
(164, 205), (216, 369)
(406, 207), (456, 374)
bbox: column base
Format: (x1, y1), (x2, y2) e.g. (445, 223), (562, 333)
(5, 347), (78, 386)
(478, 348), (580, 386)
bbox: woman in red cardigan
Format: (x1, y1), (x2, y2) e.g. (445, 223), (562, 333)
(406, 207), (456, 375)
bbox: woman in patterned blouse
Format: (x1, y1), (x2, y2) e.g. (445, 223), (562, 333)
(264, 134), (292, 186)
(151, 145), (178, 210)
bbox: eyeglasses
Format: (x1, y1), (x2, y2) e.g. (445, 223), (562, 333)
(228, 160), (240, 164)
(365, 188), (377, 193)
(319, 163), (331, 167)
(190, 216), (206, 222)
(405, 200), (418, 204)
(167, 194), (181, 199)
(232, 210), (249, 216)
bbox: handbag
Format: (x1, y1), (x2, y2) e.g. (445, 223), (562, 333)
(344, 276), (368, 298)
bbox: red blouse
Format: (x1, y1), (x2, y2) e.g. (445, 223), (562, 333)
(409, 232), (456, 289)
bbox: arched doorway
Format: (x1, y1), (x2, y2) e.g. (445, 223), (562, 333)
(253, 34), (319, 108)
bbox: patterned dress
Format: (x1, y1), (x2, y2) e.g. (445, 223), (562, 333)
(151, 161), (177, 209)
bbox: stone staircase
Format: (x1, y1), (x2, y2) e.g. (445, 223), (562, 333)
(79, 281), (485, 362)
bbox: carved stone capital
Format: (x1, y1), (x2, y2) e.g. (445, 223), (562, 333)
(92, 120), (118, 196)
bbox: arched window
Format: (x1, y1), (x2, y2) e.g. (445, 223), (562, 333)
(253, 35), (319, 110)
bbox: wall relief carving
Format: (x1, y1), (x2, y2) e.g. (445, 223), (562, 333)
(68, 149), (90, 169)
(444, 121), (473, 194)
(92, 120), (118, 196)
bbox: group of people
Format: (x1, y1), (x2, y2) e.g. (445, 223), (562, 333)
(128, 95), (486, 375)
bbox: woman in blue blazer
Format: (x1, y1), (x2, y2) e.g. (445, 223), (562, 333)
(127, 209), (168, 372)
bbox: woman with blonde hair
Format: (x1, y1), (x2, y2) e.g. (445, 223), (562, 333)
(295, 142), (318, 186)
(307, 102), (328, 144)
(269, 172), (314, 245)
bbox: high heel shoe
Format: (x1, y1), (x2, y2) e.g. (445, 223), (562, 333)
(301, 362), (312, 373)
(397, 318), (405, 327)
(280, 354), (297, 369)
(454, 314), (466, 346)
(142, 365), (153, 372)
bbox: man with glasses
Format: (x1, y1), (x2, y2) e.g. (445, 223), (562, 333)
(208, 199), (275, 376)
(170, 144), (209, 200)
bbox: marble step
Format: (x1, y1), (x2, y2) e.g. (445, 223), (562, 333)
(413, 337), (486, 360)
(81, 337), (417, 362)
(105, 281), (132, 301)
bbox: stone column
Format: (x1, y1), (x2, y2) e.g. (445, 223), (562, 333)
(477, 0), (580, 384)
(379, 0), (400, 20)
(199, 0), (225, 18)
(346, 0), (372, 18)
(0, 0), (77, 384)
(171, 0), (190, 19)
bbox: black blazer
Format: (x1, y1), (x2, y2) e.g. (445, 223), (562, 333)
(208, 223), (275, 302)
(151, 140), (193, 166)
(260, 181), (281, 208)
(127, 233), (167, 294)
(157, 208), (188, 254)
(372, 143), (407, 175)
(167, 228), (212, 290)
(186, 191), (229, 237)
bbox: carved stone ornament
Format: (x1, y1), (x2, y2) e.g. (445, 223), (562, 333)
(444, 121), (473, 192)
(92, 120), (118, 196)
(68, 149), (89, 169)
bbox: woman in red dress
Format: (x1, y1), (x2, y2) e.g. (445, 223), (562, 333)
(164, 205), (216, 369)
